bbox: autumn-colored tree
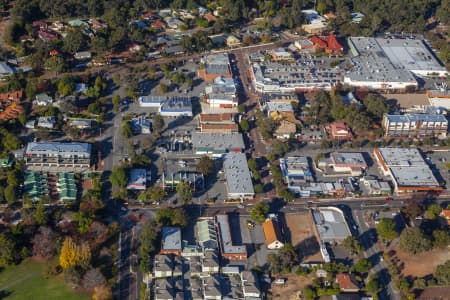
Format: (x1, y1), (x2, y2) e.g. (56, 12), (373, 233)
(92, 285), (112, 300)
(59, 237), (91, 269)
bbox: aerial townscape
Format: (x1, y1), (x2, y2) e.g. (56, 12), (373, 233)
(0, 0), (450, 300)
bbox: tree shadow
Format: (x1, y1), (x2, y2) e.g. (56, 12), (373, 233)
(0, 291), (12, 299)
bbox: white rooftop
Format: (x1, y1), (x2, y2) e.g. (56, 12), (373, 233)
(223, 153), (254, 196)
(161, 227), (182, 251)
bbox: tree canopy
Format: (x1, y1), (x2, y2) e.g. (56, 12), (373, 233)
(249, 201), (269, 223)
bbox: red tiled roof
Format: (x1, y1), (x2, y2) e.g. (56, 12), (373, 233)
(152, 19), (166, 28)
(0, 90), (23, 103)
(310, 34), (343, 53)
(336, 273), (359, 291)
(203, 13), (217, 22)
(310, 35), (327, 48)
(199, 113), (234, 122)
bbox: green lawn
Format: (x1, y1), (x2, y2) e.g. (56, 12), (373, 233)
(0, 259), (89, 300)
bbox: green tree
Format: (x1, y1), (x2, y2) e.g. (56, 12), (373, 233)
(249, 202), (269, 223)
(366, 275), (380, 294)
(139, 219), (158, 273)
(158, 83), (169, 94)
(62, 28), (85, 54)
(121, 121), (133, 138)
(35, 201), (47, 225)
(399, 227), (432, 254)
(432, 230), (450, 249)
(152, 114), (165, 132)
(238, 104), (245, 113)
(240, 119), (250, 132)
(0, 233), (19, 265)
(247, 158), (258, 171)
(254, 184), (264, 194)
(435, 260), (450, 286)
(196, 156), (214, 175)
(149, 186), (166, 203)
(426, 204), (442, 219)
(364, 94), (390, 120)
(353, 258), (372, 274)
(342, 236), (363, 255)
(3, 133), (21, 151)
(271, 140), (289, 157)
(376, 218), (397, 241)
(112, 95), (120, 113)
(303, 286), (317, 300)
(4, 185), (16, 205)
(57, 76), (75, 96)
(155, 207), (188, 227)
(45, 56), (65, 74)
(176, 181), (193, 204)
(110, 166), (128, 189)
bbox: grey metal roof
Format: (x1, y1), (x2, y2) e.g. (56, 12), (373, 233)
(223, 153), (254, 196)
(330, 152), (367, 166)
(313, 207), (351, 241)
(204, 54), (231, 75)
(385, 113), (448, 123)
(160, 97), (192, 113)
(0, 61), (14, 76)
(376, 38), (446, 73)
(191, 132), (245, 151)
(215, 214), (247, 255)
(26, 142), (91, 158)
(161, 227), (182, 251)
(266, 102), (293, 112)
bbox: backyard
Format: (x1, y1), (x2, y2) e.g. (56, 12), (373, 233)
(0, 259), (89, 300)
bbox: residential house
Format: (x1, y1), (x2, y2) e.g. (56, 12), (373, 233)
(440, 209), (450, 225)
(189, 256), (203, 276)
(37, 116), (56, 129)
(262, 218), (284, 249)
(202, 251), (220, 273)
(74, 51), (92, 60)
(37, 30), (59, 42)
(327, 121), (353, 140)
(203, 13), (216, 23)
(33, 93), (53, 106)
(153, 254), (173, 278)
(127, 168), (147, 190)
(196, 219), (218, 251)
(203, 275), (223, 300)
(336, 273), (360, 292)
(152, 19), (166, 31)
(241, 271), (261, 299)
(164, 17), (184, 29)
(0, 61), (14, 79)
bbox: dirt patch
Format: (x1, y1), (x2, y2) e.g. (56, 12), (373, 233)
(284, 212), (322, 262)
(382, 93), (429, 108)
(270, 274), (313, 300)
(390, 247), (450, 278)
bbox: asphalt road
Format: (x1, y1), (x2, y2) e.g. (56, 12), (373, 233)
(354, 209), (401, 300)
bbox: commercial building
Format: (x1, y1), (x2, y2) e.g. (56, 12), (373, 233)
(138, 96), (192, 117)
(270, 48), (294, 62)
(130, 116), (152, 134)
(204, 76), (237, 108)
(223, 153), (255, 200)
(262, 217), (284, 249)
(191, 132), (245, 157)
(280, 156), (313, 194)
(215, 214), (247, 260)
(198, 113), (239, 133)
(382, 113), (448, 138)
(25, 142), (91, 171)
(198, 54), (232, 82)
(328, 152), (367, 175)
(309, 34), (343, 55)
(301, 9), (327, 34)
(312, 207), (352, 243)
(161, 171), (204, 191)
(345, 37), (418, 90)
(373, 147), (442, 194)
(161, 227), (182, 255)
(376, 38), (447, 77)
(250, 60), (340, 93)
(127, 168), (147, 190)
